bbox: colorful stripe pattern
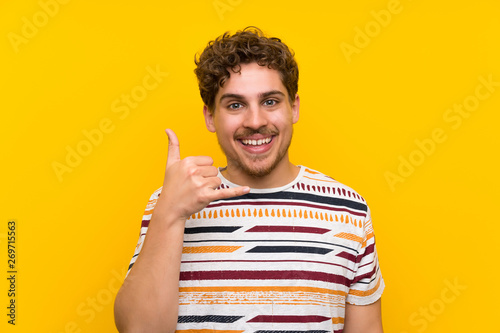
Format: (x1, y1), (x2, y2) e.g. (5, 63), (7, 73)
(128, 166), (384, 332)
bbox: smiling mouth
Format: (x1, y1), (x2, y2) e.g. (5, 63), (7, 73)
(240, 137), (273, 146)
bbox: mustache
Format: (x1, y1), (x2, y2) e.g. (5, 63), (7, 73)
(234, 127), (279, 139)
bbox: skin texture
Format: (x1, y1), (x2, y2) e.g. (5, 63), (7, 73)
(204, 62), (300, 189)
(114, 62), (383, 332)
(344, 299), (384, 333)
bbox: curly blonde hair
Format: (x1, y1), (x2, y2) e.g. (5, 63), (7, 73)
(194, 26), (299, 113)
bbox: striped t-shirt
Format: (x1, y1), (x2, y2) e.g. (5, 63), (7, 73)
(128, 165), (384, 332)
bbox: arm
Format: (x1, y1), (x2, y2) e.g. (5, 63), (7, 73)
(344, 205), (385, 333)
(343, 299), (383, 333)
(114, 129), (249, 333)
(114, 205), (184, 333)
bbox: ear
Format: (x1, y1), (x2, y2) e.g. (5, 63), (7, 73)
(203, 105), (216, 132)
(291, 94), (300, 124)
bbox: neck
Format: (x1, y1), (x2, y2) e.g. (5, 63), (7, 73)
(221, 157), (300, 189)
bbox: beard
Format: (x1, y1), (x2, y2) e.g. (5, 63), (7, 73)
(217, 126), (293, 178)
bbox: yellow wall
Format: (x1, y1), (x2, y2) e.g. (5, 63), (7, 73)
(1, 0), (498, 332)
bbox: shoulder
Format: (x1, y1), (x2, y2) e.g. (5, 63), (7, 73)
(143, 186), (163, 217)
(150, 186), (163, 199)
(299, 166), (367, 202)
(296, 166), (369, 215)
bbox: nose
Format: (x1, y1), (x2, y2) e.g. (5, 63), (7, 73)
(242, 104), (268, 129)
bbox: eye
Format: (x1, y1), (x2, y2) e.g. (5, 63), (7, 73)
(228, 103), (243, 110)
(263, 99), (277, 106)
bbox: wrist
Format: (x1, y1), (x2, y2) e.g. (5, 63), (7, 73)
(152, 194), (188, 226)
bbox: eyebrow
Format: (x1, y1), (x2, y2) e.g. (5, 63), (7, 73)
(219, 90), (286, 103)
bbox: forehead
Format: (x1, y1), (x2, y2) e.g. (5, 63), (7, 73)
(216, 62), (287, 100)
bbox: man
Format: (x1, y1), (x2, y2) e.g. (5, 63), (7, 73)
(114, 27), (384, 333)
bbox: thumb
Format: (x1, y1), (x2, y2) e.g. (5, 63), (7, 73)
(165, 128), (180, 167)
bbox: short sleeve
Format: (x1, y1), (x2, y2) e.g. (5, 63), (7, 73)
(125, 187), (162, 277)
(346, 206), (385, 305)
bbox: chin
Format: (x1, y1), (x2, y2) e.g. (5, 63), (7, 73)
(241, 165), (273, 178)
(237, 156), (282, 178)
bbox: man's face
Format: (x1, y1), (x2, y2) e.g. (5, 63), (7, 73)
(204, 62), (299, 179)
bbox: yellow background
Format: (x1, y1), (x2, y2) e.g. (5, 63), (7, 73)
(1, 0), (499, 332)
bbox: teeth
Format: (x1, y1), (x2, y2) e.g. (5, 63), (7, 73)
(242, 137), (271, 146)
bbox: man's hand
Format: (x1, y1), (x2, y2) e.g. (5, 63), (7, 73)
(159, 129), (250, 221)
(114, 129), (250, 333)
